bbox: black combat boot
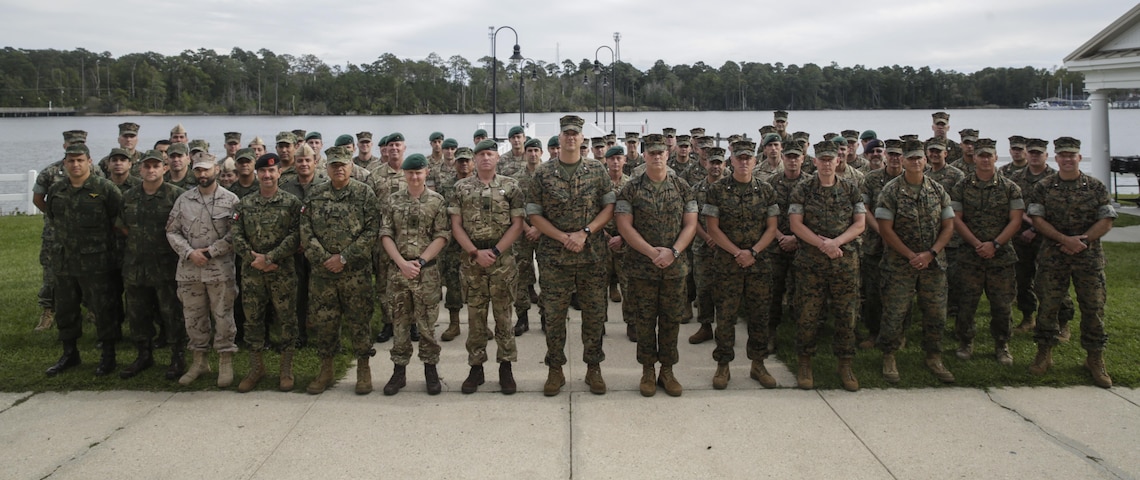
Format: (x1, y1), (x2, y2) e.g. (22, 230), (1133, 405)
(119, 341), (154, 379)
(46, 340), (81, 376)
(94, 343), (117, 376)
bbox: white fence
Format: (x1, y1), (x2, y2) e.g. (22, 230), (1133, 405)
(0, 170), (38, 214)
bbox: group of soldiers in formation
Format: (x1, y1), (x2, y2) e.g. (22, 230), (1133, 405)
(33, 109), (1116, 397)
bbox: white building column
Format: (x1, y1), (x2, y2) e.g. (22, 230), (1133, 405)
(1088, 90), (1110, 186)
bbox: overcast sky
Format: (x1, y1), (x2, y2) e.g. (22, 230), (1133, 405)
(1, 0), (1131, 73)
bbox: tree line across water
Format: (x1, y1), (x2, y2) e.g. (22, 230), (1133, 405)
(0, 46), (1095, 115)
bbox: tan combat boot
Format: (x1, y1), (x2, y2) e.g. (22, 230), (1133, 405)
(306, 357), (334, 394)
(995, 342), (1014, 367)
(882, 353), (900, 384)
(751, 359), (778, 388)
(1028, 344), (1053, 376)
(440, 310), (461, 342)
(355, 356), (372, 395)
(585, 363), (606, 394)
(237, 351), (265, 393)
(1056, 324), (1071, 343)
(35, 308), (54, 331)
(796, 355), (813, 390)
(658, 365), (682, 397)
(639, 364), (656, 397)
(955, 340), (973, 360)
(837, 358), (859, 392)
(217, 352), (234, 388)
(1013, 312), (1035, 334)
(178, 350), (211, 386)
(1085, 350), (1112, 388)
(712, 363), (731, 390)
(688, 323), (713, 344)
(279, 350), (295, 391)
(925, 352), (955, 383)
(543, 365), (565, 396)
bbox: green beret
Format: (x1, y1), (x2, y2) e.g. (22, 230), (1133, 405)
(547, 135), (560, 147)
(473, 129), (488, 138)
(474, 139), (498, 154)
(66, 144), (90, 155)
(388, 132), (405, 142)
(508, 126), (525, 137)
(860, 130), (877, 141)
(334, 134), (354, 147)
(442, 138), (458, 149)
(525, 138), (542, 149)
(429, 131), (445, 142)
(604, 145), (626, 158)
(402, 153), (428, 170)
(830, 135), (847, 146)
(304, 131), (322, 141)
(761, 133), (782, 147)
(378, 135), (390, 146)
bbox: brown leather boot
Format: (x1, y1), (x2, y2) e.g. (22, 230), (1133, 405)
(925, 352), (955, 383)
(1028, 344), (1053, 376)
(750, 359), (778, 388)
(626, 324), (638, 343)
(279, 350), (294, 391)
(639, 364), (656, 397)
(609, 285), (622, 303)
(882, 353), (899, 384)
(441, 310), (461, 342)
(995, 342), (1013, 366)
(499, 362), (516, 395)
(237, 351), (265, 393)
(35, 308), (54, 331)
(1013, 312), (1036, 334)
(461, 365), (485, 394)
(306, 357), (334, 394)
(796, 355), (813, 390)
(383, 364), (406, 395)
(837, 358), (859, 392)
(425, 364), (441, 395)
(712, 363), (730, 390)
(585, 363), (606, 394)
(355, 356), (372, 395)
(543, 365), (565, 396)
(1056, 324), (1071, 343)
(1085, 350), (1112, 388)
(688, 323), (713, 344)
(658, 365), (683, 397)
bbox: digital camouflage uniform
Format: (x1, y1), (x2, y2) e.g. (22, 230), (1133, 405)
(604, 172), (632, 326)
(1008, 165), (1075, 324)
(380, 187), (450, 365)
(927, 163), (967, 320)
(616, 172), (696, 366)
(999, 161), (1027, 178)
(233, 189), (302, 352)
(767, 170), (807, 334)
(510, 165), (540, 317)
(690, 177), (719, 327)
(280, 172), (328, 342)
(438, 172), (468, 315)
(874, 175), (955, 354)
(449, 174), (525, 365)
(302, 178), (378, 358)
(118, 182), (185, 347)
(227, 180), (259, 199)
(526, 157), (616, 368)
(859, 166), (902, 339)
(46, 173), (124, 344)
(702, 175), (779, 363)
(1027, 172), (1115, 351)
(950, 172), (1023, 346)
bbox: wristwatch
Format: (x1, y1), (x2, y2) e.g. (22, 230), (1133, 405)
(416, 258), (427, 268)
(337, 254), (346, 265)
(749, 248), (759, 258)
(583, 226), (592, 235)
(671, 247), (680, 259)
(992, 240), (1002, 248)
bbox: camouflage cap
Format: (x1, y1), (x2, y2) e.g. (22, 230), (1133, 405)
(974, 138), (997, 156)
(773, 110), (789, 121)
(455, 147), (474, 160)
(782, 142), (804, 157)
(525, 138), (542, 149)
(899, 134), (919, 142)
(224, 132), (242, 144)
(356, 131), (373, 142)
(759, 125), (777, 136)
(401, 153), (428, 170)
(474, 139), (498, 154)
(109, 147), (131, 159)
(168, 143), (189, 156)
(297, 144), (316, 158)
(188, 139), (210, 153)
(1026, 138), (1048, 153)
(932, 111), (950, 125)
(605, 145), (627, 157)
(191, 152), (217, 170)
(141, 149), (166, 164)
(860, 129), (877, 141)
(388, 132), (405, 142)
(813, 140), (839, 158)
(959, 129), (979, 143)
(235, 148), (256, 162)
(903, 139), (926, 158)
(924, 137), (948, 151)
(1053, 136), (1081, 154)
(559, 115), (585, 133)
(697, 136), (715, 149)
(792, 131), (810, 141)
(118, 122), (140, 136)
(707, 147), (726, 163)
(841, 130), (860, 141)
(334, 134), (354, 147)
(170, 123), (187, 135)
(676, 134), (692, 146)
(604, 133), (617, 143)
(731, 140), (757, 158)
(65, 143), (90, 156)
(291, 129), (307, 140)
(761, 133), (782, 147)
(590, 137), (605, 147)
(443, 138), (459, 149)
(690, 127), (706, 136)
(548, 135), (560, 147)
(325, 146), (352, 164)
(63, 129), (88, 144)
(304, 131), (322, 141)
(884, 139), (904, 155)
(429, 131), (445, 142)
(1008, 135), (1027, 149)
(276, 131), (296, 145)
(727, 134), (744, 144)
(254, 153), (281, 170)
(473, 128), (488, 138)
(662, 127), (676, 136)
(823, 132), (839, 141)
(248, 136), (265, 147)
(624, 132), (640, 142)
(643, 134), (667, 153)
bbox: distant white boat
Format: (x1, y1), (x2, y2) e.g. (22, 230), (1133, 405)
(1027, 97), (1090, 110)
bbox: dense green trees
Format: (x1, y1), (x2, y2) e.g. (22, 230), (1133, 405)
(0, 47), (1096, 114)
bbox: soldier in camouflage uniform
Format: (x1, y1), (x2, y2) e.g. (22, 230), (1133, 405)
(703, 140), (780, 390)
(227, 148), (259, 199)
(280, 142), (327, 349)
(166, 152), (240, 388)
(497, 126), (527, 177)
(931, 112), (962, 164)
(842, 130), (868, 171)
(511, 140), (545, 335)
(232, 153), (303, 393)
(875, 139), (956, 384)
(925, 137), (966, 323)
(794, 132), (816, 175)
(614, 133), (697, 397)
(33, 130), (92, 330)
(353, 131), (382, 174)
(380, 154), (450, 395)
(98, 122), (143, 177)
(438, 147), (474, 341)
(44, 144), (124, 377)
(425, 131), (447, 189)
(164, 143), (197, 190)
(949, 128), (978, 176)
(753, 134), (784, 181)
(999, 135), (1029, 177)
(686, 147), (726, 345)
(858, 139), (903, 348)
(527, 115), (616, 396)
(788, 141), (866, 392)
(117, 150), (186, 380)
(1008, 138), (1074, 336)
(449, 140), (525, 394)
(301, 148), (379, 394)
(1027, 137), (1115, 388)
(601, 146), (634, 340)
(949, 139), (1023, 367)
(622, 132), (642, 176)
(273, 132), (298, 181)
(763, 142), (808, 353)
(370, 134), (412, 343)
(858, 138), (885, 175)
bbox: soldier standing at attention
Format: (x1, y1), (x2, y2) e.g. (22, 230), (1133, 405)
(165, 143), (196, 190)
(118, 150), (186, 380)
(527, 115), (616, 396)
(33, 130), (90, 331)
(950, 138), (1024, 366)
(687, 147), (726, 345)
(510, 140), (544, 335)
(857, 139), (901, 348)
(228, 148), (259, 198)
(1000, 136), (1029, 177)
(753, 134), (784, 181)
(222, 132), (242, 164)
(788, 141), (866, 391)
(764, 141), (808, 353)
(280, 143), (327, 349)
(354, 131), (382, 173)
(438, 147), (474, 342)
(370, 133), (413, 344)
(166, 152), (240, 387)
(98, 122), (142, 177)
(623, 132), (642, 176)
(232, 153), (303, 393)
(930, 112), (961, 164)
(547, 135), (561, 162)
(301, 148), (379, 394)
(601, 146), (632, 339)
(380, 154), (450, 395)
(450, 140), (525, 394)
(950, 129), (979, 175)
(615, 133), (697, 397)
(875, 139), (956, 384)
(703, 140), (780, 390)
(44, 143), (124, 376)
(498, 126), (527, 177)
(1027, 137), (1115, 388)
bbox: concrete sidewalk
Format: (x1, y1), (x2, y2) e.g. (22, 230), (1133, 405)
(3, 301), (1138, 480)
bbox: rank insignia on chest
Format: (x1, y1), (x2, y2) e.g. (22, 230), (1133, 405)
(88, 193), (100, 198)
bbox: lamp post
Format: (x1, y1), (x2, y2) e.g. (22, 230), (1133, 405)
(594, 45), (616, 134)
(491, 26), (523, 142)
(519, 58), (538, 127)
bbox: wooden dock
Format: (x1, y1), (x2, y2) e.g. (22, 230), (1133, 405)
(0, 107), (76, 117)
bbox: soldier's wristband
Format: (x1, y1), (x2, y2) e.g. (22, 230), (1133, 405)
(203, 250), (212, 260)
(992, 240), (1001, 248)
(490, 246), (501, 257)
(749, 248), (759, 258)
(928, 249), (937, 257)
(416, 258), (427, 268)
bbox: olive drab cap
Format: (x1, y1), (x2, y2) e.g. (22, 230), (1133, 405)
(65, 144), (90, 155)
(1008, 135), (1027, 149)
(697, 136), (714, 149)
(759, 125), (777, 136)
(118, 122), (140, 136)
(63, 130), (88, 144)
(141, 149), (166, 164)
(773, 110), (789, 121)
(524, 138), (542, 149)
(168, 143), (189, 156)
(707, 147), (726, 162)
(109, 147), (131, 159)
(662, 127), (676, 136)
(1026, 138), (1048, 153)
(841, 130), (860, 141)
(170, 123), (187, 135)
(1053, 137), (1081, 154)
(690, 128), (705, 137)
(276, 131), (297, 145)
(292, 129), (307, 140)
(959, 129), (979, 143)
(624, 132), (640, 142)
(254, 153), (281, 170)
(932, 111), (950, 125)
(884, 139), (904, 155)
(401, 153), (428, 170)
(356, 131), (373, 141)
(191, 152), (217, 170)
(782, 142), (803, 157)
(925, 137), (948, 151)
(455, 147), (474, 160)
(188, 139), (210, 153)
(731, 140), (757, 158)
(813, 141), (839, 158)
(974, 138), (997, 156)
(643, 134), (667, 153)
(676, 135), (692, 146)
(429, 131), (445, 142)
(443, 138), (459, 149)
(474, 139), (498, 154)
(605, 145), (627, 157)
(324, 146), (352, 164)
(761, 133), (782, 147)
(235, 148), (256, 162)
(591, 137), (605, 147)
(334, 134), (354, 147)
(903, 139), (926, 158)
(224, 132), (242, 144)
(899, 134), (919, 142)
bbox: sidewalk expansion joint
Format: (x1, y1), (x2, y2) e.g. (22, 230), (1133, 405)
(41, 392), (174, 480)
(0, 391), (36, 415)
(984, 389), (1129, 480)
(818, 392), (899, 480)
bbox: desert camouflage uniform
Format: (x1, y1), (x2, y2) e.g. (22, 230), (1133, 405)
(233, 189), (302, 352)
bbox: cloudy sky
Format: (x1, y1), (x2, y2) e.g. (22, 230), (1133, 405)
(1, 0), (1131, 73)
